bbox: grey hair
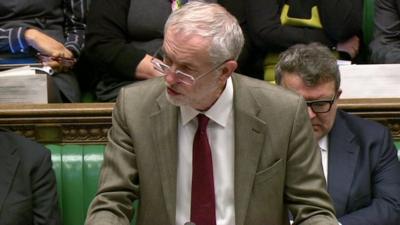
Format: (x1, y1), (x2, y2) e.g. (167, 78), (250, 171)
(275, 43), (341, 91)
(164, 1), (244, 65)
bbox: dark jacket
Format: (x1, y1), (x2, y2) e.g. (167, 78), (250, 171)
(0, 130), (61, 225)
(328, 110), (400, 225)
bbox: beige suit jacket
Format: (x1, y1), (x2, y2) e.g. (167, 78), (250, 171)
(86, 74), (338, 225)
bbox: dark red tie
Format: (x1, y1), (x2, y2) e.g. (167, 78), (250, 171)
(191, 114), (216, 225)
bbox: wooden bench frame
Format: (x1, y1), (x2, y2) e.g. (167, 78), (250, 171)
(0, 103), (112, 144)
(0, 98), (400, 144)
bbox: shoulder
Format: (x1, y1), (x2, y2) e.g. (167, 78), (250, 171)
(113, 78), (166, 116)
(118, 78), (164, 102)
(232, 73), (302, 106)
(0, 129), (50, 163)
(335, 110), (394, 148)
(337, 110), (388, 134)
(232, 74), (306, 124)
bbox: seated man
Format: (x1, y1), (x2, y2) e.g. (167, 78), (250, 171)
(0, 128), (61, 225)
(276, 43), (400, 225)
(85, 2), (338, 225)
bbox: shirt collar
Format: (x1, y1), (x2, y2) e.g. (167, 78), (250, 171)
(180, 77), (233, 127)
(318, 135), (329, 151)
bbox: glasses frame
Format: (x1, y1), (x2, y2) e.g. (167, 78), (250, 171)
(305, 93), (338, 114)
(151, 49), (230, 86)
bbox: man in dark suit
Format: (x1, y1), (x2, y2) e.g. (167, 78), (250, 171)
(0, 129), (61, 225)
(276, 43), (400, 225)
(85, 2), (338, 225)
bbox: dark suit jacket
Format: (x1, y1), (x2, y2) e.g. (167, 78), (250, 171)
(0, 130), (61, 225)
(328, 110), (400, 225)
(86, 74), (338, 225)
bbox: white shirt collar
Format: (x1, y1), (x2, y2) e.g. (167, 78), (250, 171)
(180, 77), (233, 127)
(318, 135), (329, 151)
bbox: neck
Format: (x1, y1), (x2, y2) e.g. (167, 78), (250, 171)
(193, 83), (226, 111)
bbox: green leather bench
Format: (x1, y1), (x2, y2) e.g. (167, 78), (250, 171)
(47, 142), (400, 225)
(47, 144), (137, 225)
(363, 0), (375, 46)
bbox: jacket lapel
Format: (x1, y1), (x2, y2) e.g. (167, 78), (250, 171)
(327, 111), (359, 217)
(150, 93), (179, 225)
(231, 75), (267, 225)
(0, 145), (19, 212)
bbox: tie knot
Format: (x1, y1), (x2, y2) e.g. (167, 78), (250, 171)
(197, 114), (209, 131)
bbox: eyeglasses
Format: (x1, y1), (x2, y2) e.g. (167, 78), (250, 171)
(151, 49), (230, 86)
(305, 93), (337, 113)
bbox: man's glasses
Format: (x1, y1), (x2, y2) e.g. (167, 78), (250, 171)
(151, 49), (230, 86)
(305, 93), (337, 113)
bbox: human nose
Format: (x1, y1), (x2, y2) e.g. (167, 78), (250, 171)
(164, 69), (179, 85)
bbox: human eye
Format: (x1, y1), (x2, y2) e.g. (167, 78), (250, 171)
(313, 101), (329, 107)
(179, 65), (196, 74)
(163, 57), (173, 66)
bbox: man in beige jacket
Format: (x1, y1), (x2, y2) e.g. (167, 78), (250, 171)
(85, 2), (338, 225)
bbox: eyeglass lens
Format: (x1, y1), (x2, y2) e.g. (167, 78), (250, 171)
(152, 58), (195, 85)
(309, 101), (332, 113)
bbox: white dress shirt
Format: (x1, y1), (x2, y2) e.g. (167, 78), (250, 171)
(175, 77), (235, 225)
(318, 135), (329, 183)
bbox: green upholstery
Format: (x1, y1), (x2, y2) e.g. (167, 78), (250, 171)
(363, 0), (375, 46)
(46, 142), (399, 225)
(80, 92), (97, 103)
(48, 144), (105, 225)
(48, 144), (137, 225)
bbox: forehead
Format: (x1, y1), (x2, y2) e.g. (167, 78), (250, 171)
(163, 29), (210, 57)
(281, 72), (336, 99)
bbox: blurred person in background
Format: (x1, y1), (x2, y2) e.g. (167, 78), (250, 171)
(82, 0), (245, 101)
(370, 0), (400, 63)
(0, 0), (86, 102)
(246, 0), (363, 82)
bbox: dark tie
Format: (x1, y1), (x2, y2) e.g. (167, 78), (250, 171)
(191, 114), (216, 225)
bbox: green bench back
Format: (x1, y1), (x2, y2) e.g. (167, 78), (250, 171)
(47, 142), (400, 225)
(363, 0), (375, 46)
(48, 144), (105, 225)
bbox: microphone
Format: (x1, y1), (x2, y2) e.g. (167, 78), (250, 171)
(184, 222), (196, 225)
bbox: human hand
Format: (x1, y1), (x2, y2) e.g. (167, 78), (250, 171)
(37, 53), (77, 72)
(135, 54), (164, 80)
(336, 35), (360, 59)
(25, 29), (76, 71)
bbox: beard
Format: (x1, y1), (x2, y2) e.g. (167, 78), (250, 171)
(165, 89), (189, 107)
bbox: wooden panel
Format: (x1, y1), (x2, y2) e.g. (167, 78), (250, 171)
(339, 98), (400, 139)
(0, 99), (399, 143)
(0, 103), (113, 144)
